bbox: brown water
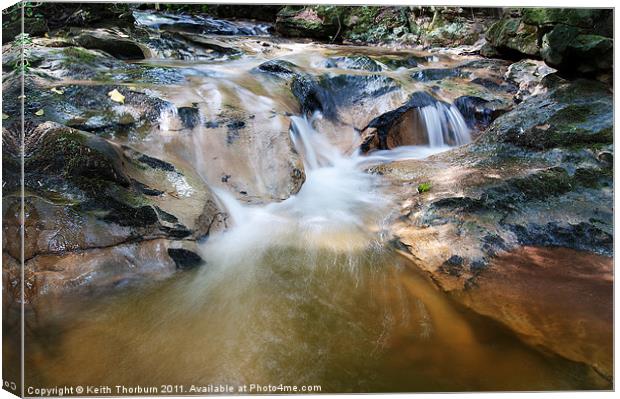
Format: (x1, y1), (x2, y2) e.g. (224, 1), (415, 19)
(22, 246), (606, 393)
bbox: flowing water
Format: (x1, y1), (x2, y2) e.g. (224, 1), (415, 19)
(16, 13), (610, 393)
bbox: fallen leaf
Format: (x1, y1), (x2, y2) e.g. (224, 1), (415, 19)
(50, 87), (64, 95)
(35, 109), (45, 116)
(107, 89), (125, 104)
(2, 113), (9, 120)
(128, 85), (137, 91)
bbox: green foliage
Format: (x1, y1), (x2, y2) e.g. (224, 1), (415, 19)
(2, 2), (44, 24)
(9, 33), (34, 74)
(417, 182), (432, 193)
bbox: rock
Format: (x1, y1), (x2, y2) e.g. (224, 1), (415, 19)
(256, 59), (298, 77)
(72, 30), (147, 60)
(453, 96), (510, 129)
(485, 16), (539, 58)
(521, 8), (610, 32)
(484, 8), (613, 79)
(541, 30), (613, 76)
(203, 4), (282, 22)
(505, 59), (556, 102)
(19, 239), (197, 299)
(177, 107), (201, 130)
(376, 55), (422, 70)
(291, 74), (337, 118)
(381, 78), (612, 291)
(457, 247), (612, 380)
(167, 248), (204, 269)
(325, 55), (383, 71)
(411, 67), (469, 81)
(319, 73), (398, 108)
(2, 120), (225, 298)
(482, 79), (612, 150)
(360, 92), (446, 151)
(342, 6), (410, 43)
(275, 6), (341, 41)
(2, 17), (48, 43)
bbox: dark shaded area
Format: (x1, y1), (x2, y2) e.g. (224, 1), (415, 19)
(167, 248), (204, 269)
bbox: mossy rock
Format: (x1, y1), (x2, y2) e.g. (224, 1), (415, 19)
(483, 79), (612, 150)
(275, 6), (342, 41)
(522, 8), (607, 30)
(24, 122), (131, 194)
(343, 6), (409, 43)
(485, 17), (539, 57)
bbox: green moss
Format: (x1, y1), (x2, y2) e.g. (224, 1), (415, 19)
(548, 105), (590, 124)
(61, 47), (98, 63)
(574, 167), (612, 189)
(522, 8), (603, 29)
(417, 182), (432, 193)
(510, 168), (573, 200)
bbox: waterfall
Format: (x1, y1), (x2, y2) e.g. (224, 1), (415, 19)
(418, 103), (471, 147)
(199, 113), (391, 273)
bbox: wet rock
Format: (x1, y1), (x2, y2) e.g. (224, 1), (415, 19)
(72, 30), (147, 60)
(256, 59), (298, 77)
(20, 238), (194, 299)
(376, 55), (421, 70)
(2, 120), (225, 298)
(411, 68), (470, 81)
(319, 73), (398, 108)
(360, 92), (448, 151)
(137, 154), (176, 171)
(458, 247), (612, 380)
(439, 255), (465, 276)
(453, 96), (510, 129)
(325, 55), (383, 71)
(470, 77), (517, 93)
(291, 74), (337, 118)
(177, 107), (201, 130)
(384, 78), (612, 292)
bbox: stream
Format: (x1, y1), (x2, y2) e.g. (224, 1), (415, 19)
(10, 11), (611, 393)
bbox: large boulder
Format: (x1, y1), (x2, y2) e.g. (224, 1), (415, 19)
(376, 77), (612, 380)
